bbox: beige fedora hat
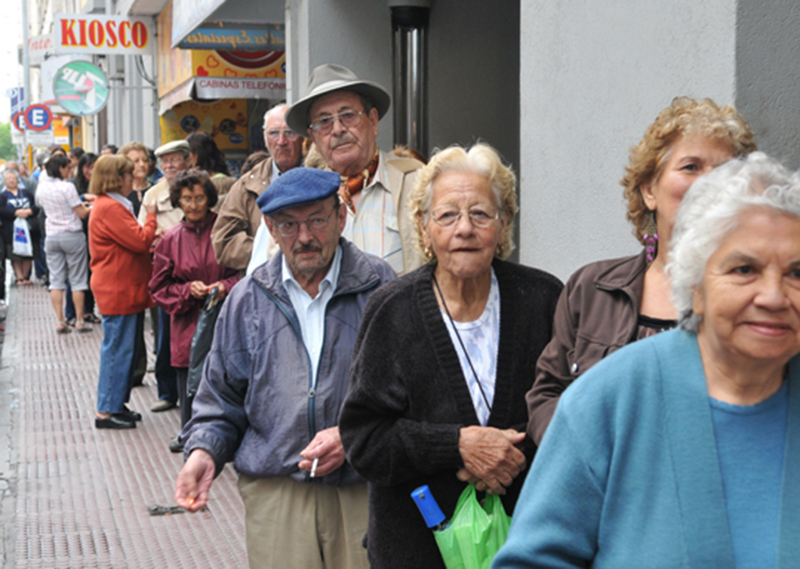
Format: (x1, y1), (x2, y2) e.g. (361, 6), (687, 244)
(285, 64), (391, 135)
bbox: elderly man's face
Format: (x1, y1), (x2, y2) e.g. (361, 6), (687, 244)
(308, 91), (379, 178)
(692, 207), (800, 373)
(265, 107), (304, 174)
(160, 151), (188, 182)
(266, 196), (346, 287)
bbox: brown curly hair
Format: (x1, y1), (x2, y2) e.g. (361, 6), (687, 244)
(621, 97), (756, 241)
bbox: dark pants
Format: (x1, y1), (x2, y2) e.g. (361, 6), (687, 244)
(176, 368), (192, 427)
(0, 234), (6, 301)
(128, 312), (146, 388)
(35, 234), (47, 279)
(65, 281), (95, 320)
(156, 307), (178, 404)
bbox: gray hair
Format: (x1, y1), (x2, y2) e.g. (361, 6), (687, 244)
(263, 102), (288, 129)
(3, 169), (20, 183)
(668, 151), (800, 331)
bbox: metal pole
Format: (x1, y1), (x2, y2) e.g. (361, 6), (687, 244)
(21, 0), (31, 165)
(389, 1), (430, 156)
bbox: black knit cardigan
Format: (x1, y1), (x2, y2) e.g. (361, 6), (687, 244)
(340, 259), (563, 569)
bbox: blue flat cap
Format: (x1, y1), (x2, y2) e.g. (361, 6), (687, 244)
(257, 167), (341, 216)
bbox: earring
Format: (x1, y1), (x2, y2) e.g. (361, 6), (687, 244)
(642, 212), (658, 262)
(424, 246), (433, 260)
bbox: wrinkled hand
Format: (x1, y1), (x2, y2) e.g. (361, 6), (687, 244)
(175, 449), (216, 512)
(458, 426), (526, 495)
(298, 427), (345, 478)
(190, 281), (209, 299)
(144, 202), (157, 215)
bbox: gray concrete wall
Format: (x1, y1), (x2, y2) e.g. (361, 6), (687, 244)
(735, 0), (800, 170)
(427, 0), (519, 169)
(519, 0), (737, 282)
(286, 0), (394, 150)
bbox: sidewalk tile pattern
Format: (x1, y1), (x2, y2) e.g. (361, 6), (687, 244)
(5, 285), (247, 568)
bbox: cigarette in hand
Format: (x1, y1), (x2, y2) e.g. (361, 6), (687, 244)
(310, 458), (319, 478)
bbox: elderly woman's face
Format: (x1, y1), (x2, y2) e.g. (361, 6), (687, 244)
(693, 207), (800, 369)
(423, 170), (505, 280)
(4, 172), (18, 189)
(179, 184), (210, 224)
(642, 134), (734, 242)
(126, 150), (149, 180)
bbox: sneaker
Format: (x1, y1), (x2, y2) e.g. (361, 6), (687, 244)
(150, 399), (177, 412)
(169, 436), (184, 453)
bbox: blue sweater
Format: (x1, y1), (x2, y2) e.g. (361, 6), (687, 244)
(493, 329), (800, 568)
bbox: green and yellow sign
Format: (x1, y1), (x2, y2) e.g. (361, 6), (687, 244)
(53, 61), (109, 116)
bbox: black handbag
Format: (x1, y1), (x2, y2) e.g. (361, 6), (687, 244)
(187, 288), (224, 399)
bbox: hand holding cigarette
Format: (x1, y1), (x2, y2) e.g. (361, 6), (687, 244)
(299, 427), (345, 479)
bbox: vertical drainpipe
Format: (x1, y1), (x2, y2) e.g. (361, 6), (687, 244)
(389, 0), (431, 156)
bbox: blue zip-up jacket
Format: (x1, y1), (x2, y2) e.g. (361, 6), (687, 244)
(182, 237), (396, 485)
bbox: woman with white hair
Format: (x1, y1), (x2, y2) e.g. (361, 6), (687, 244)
(339, 143), (563, 569)
(493, 151), (800, 568)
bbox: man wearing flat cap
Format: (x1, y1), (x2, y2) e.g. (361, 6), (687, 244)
(286, 63), (424, 275)
(138, 140), (190, 417)
(175, 167), (395, 568)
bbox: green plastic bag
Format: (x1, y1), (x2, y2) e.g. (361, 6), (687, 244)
(432, 484), (512, 569)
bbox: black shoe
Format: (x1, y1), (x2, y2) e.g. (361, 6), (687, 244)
(169, 436), (184, 453)
(95, 414), (136, 429)
(120, 405), (142, 422)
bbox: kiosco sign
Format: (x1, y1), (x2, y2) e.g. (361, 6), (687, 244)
(54, 14), (155, 56)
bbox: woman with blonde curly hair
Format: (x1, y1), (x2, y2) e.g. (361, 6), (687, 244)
(526, 96), (756, 445)
(339, 143), (563, 569)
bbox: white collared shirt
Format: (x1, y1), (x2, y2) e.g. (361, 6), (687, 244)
(340, 151), (404, 274)
(281, 244), (342, 388)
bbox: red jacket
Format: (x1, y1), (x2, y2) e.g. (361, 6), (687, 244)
(89, 195), (157, 315)
(149, 212), (240, 368)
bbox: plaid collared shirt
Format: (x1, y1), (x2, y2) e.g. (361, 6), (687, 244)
(36, 179), (83, 235)
(340, 152), (404, 274)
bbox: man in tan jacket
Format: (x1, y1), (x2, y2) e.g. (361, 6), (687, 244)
(211, 104), (304, 270)
(285, 64), (424, 275)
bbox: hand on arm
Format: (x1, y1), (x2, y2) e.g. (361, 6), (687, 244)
(72, 203), (91, 219)
(458, 426), (527, 495)
(298, 427), (346, 478)
(175, 449), (216, 512)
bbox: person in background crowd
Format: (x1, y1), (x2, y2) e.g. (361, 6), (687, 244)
(526, 97), (757, 445)
(211, 103), (304, 271)
(100, 144), (118, 156)
(339, 144), (563, 569)
(140, 141), (189, 414)
(176, 168), (394, 568)
(240, 150), (269, 175)
(186, 131), (234, 206)
(146, 148), (163, 185)
(119, 141), (156, 390)
(88, 155), (157, 429)
(4, 161), (43, 284)
(494, 152), (800, 568)
(67, 147), (84, 178)
(0, 169), (38, 285)
(286, 64), (425, 275)
(119, 142), (154, 218)
(64, 152), (100, 325)
(35, 155), (92, 333)
(149, 169), (239, 453)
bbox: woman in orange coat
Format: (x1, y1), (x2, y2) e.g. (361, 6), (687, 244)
(88, 155), (157, 430)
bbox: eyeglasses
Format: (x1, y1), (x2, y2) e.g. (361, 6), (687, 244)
(309, 110), (366, 135)
(430, 205), (500, 228)
(179, 195), (208, 207)
(273, 209), (336, 237)
(161, 157), (185, 166)
(265, 129), (299, 141)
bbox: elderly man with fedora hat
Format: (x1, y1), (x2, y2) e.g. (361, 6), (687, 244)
(286, 64), (424, 275)
(175, 167), (395, 568)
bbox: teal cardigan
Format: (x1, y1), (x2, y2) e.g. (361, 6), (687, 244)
(493, 328), (800, 568)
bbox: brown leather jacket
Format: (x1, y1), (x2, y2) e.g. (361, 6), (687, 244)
(526, 251), (648, 444)
(210, 158), (274, 271)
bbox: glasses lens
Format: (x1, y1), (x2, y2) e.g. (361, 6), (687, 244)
(468, 208), (497, 227)
(432, 206), (460, 227)
(311, 110), (363, 134)
(267, 129), (298, 140)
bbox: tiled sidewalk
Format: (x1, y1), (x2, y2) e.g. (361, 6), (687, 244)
(0, 283), (247, 568)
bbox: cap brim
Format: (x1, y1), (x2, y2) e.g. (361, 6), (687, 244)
(286, 81), (391, 135)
